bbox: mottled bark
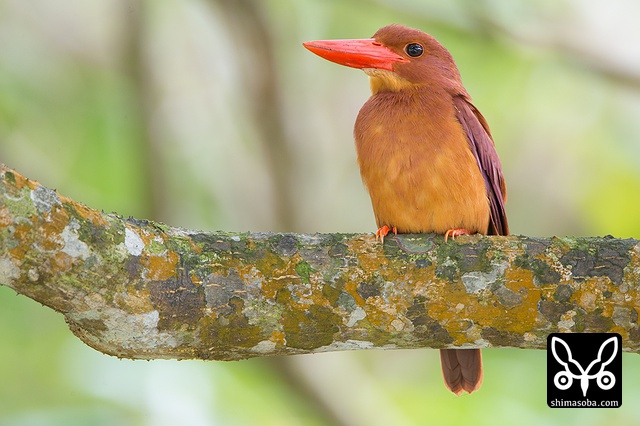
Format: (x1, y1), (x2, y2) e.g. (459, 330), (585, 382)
(1, 165), (640, 359)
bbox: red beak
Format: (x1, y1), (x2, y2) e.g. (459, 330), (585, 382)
(303, 38), (408, 71)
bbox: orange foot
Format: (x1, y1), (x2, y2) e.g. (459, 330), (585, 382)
(375, 225), (397, 243)
(444, 228), (471, 242)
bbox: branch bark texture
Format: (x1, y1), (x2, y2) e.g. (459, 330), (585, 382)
(1, 165), (640, 360)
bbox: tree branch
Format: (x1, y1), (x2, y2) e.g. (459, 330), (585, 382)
(1, 165), (639, 359)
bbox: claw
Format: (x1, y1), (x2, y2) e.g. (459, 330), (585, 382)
(444, 228), (470, 242)
(375, 225), (397, 243)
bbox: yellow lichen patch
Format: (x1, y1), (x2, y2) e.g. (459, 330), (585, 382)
(258, 253), (330, 310)
(8, 169), (38, 190)
(419, 282), (469, 323)
(53, 252), (73, 272)
(578, 291), (597, 311)
(363, 296), (402, 332)
(344, 280), (366, 306)
(495, 267), (543, 334)
(131, 225), (169, 249)
(411, 273), (434, 299)
(348, 236), (389, 273)
(292, 259), (330, 307)
(255, 250), (289, 300)
(38, 208), (70, 251)
(411, 281), (488, 346)
(359, 273), (420, 333)
(142, 250), (179, 281)
(269, 330), (286, 346)
(66, 198), (108, 227)
(346, 238), (410, 328)
(8, 222), (34, 259)
(422, 266), (543, 344)
(611, 325), (629, 340)
(571, 277), (616, 317)
(114, 289), (155, 314)
(190, 271), (203, 287)
(504, 266), (534, 294)
(186, 237), (203, 255)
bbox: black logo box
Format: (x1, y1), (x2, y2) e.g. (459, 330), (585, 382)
(547, 333), (622, 408)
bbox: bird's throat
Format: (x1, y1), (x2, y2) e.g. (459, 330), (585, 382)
(364, 69), (414, 95)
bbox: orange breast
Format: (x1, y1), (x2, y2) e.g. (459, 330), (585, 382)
(354, 89), (490, 234)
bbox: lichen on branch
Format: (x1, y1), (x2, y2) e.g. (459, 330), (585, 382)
(1, 165), (640, 360)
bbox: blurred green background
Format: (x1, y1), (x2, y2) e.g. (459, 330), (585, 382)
(2, 0), (640, 425)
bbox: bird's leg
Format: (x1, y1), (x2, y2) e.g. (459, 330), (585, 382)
(375, 225), (397, 243)
(444, 228), (471, 242)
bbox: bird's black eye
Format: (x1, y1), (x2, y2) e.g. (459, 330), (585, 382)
(405, 43), (423, 57)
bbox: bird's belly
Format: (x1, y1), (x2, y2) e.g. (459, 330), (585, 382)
(361, 139), (490, 235)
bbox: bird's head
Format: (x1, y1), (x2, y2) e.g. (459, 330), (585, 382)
(303, 24), (465, 95)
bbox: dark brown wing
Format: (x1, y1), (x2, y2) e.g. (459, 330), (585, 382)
(453, 95), (509, 236)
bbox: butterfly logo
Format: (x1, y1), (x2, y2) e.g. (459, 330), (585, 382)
(551, 336), (618, 397)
